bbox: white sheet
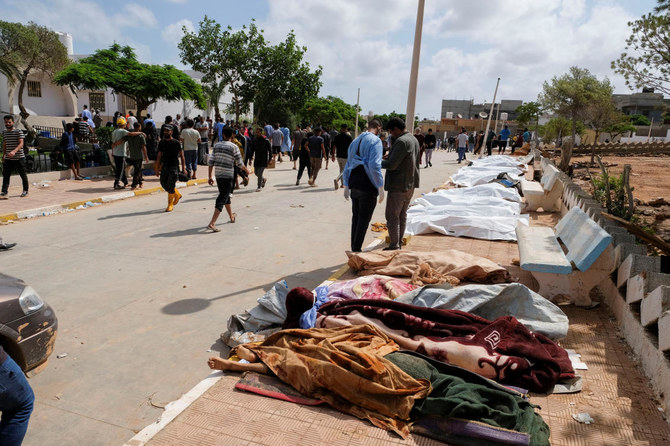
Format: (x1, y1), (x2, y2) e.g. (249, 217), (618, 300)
(413, 183), (522, 206)
(450, 165), (524, 187)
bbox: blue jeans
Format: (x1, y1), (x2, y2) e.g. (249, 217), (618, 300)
(457, 146), (466, 161)
(184, 150), (198, 173)
(0, 356), (34, 445)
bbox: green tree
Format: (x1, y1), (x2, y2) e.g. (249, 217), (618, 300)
(0, 20), (28, 82)
(54, 44), (205, 121)
(612, 2), (670, 95)
(247, 30), (322, 124)
(540, 66), (613, 171)
(179, 17), (265, 122)
(603, 116), (636, 141)
(629, 113), (651, 126)
(300, 96), (359, 130)
(373, 112), (418, 130)
(201, 80), (226, 119)
(539, 117), (584, 144)
(515, 101), (543, 144)
(583, 96), (623, 164)
(5, 22), (69, 134)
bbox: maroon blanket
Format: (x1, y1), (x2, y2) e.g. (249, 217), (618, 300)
(316, 299), (573, 393)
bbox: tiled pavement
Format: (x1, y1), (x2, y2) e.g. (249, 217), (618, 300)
(142, 211), (670, 446)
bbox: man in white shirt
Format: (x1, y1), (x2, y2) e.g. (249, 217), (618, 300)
(456, 128), (469, 164)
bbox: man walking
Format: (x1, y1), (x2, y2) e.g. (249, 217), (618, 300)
(333, 123), (353, 188)
(248, 127), (271, 192)
(155, 124), (186, 212)
(423, 128), (436, 168)
(280, 124), (291, 161)
(206, 126), (249, 231)
(1, 115), (29, 198)
(342, 119), (384, 252)
(291, 125), (304, 170)
(59, 123), (84, 180)
(456, 128), (469, 163)
(307, 128), (326, 187)
(382, 117), (419, 251)
(270, 123), (284, 163)
(180, 119), (201, 179)
(127, 122), (148, 189)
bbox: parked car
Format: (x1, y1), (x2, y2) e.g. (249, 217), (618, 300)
(0, 272), (58, 373)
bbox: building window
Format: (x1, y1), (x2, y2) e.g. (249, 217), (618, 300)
(122, 95), (137, 112)
(89, 92), (105, 112)
(27, 81), (41, 97)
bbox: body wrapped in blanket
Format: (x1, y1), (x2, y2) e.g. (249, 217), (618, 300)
(316, 298), (574, 393)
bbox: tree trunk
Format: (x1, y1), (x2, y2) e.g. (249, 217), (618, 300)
(214, 105), (221, 120)
(590, 130), (600, 165)
(623, 164), (634, 219)
(560, 117), (576, 172)
(16, 68), (36, 139)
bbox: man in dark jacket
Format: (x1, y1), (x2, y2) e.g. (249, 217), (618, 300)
(382, 117), (419, 250)
(248, 127), (271, 191)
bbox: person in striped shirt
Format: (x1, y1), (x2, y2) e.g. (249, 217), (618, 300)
(206, 126), (249, 232)
(1, 115), (29, 198)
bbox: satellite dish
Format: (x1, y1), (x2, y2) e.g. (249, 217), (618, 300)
(479, 112), (488, 119)
(457, 114), (463, 119)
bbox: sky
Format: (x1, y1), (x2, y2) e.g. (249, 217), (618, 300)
(0, 0), (660, 120)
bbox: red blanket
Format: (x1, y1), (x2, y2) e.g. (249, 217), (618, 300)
(316, 299), (573, 393)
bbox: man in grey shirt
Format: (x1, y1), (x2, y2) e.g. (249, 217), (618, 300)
(382, 117), (419, 250)
(271, 122), (284, 163)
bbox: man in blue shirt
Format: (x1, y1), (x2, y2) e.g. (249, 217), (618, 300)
(280, 124), (291, 161)
(143, 114), (155, 128)
(342, 119), (384, 252)
(59, 123), (84, 180)
(498, 125), (511, 154)
(523, 128), (531, 144)
(81, 104), (92, 121)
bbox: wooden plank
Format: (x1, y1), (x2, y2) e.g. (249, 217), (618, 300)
(601, 212), (670, 256)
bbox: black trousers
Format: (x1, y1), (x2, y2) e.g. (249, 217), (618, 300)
(215, 177), (234, 211)
(129, 158), (143, 187)
(297, 156), (312, 180)
(113, 155), (127, 186)
(2, 158), (29, 193)
(350, 188), (377, 252)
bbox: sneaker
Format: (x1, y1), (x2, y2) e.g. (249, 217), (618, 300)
(383, 246), (400, 251)
(75, 176), (83, 181)
(20, 191), (28, 197)
(256, 188), (261, 192)
(262, 178), (267, 188)
(429, 162), (432, 167)
(333, 179), (339, 190)
(0, 192), (7, 198)
(0, 242), (17, 251)
(242, 177), (249, 187)
(296, 180), (300, 186)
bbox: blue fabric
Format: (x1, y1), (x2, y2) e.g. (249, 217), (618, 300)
(0, 355), (34, 446)
(215, 122), (224, 141)
(523, 131), (531, 142)
(264, 124), (274, 139)
(342, 132), (384, 190)
(280, 127), (291, 151)
(66, 132), (75, 150)
(500, 128), (511, 141)
(299, 286), (329, 329)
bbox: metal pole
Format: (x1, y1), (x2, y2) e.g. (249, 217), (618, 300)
(354, 88), (360, 138)
(647, 117), (654, 142)
(405, 0), (425, 131)
(480, 78), (500, 157)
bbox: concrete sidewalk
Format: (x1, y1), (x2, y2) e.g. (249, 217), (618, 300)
(127, 217), (670, 446)
(0, 173), (208, 222)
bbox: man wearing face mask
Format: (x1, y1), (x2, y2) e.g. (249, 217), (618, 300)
(341, 118), (384, 252)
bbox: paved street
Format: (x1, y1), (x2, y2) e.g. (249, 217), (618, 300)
(1, 150), (460, 445)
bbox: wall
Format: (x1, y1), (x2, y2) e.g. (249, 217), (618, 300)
(9, 72), (74, 117)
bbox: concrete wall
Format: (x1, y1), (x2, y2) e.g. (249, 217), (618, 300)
(9, 72), (75, 117)
(539, 153), (670, 412)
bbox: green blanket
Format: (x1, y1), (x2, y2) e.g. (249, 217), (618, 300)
(386, 351), (550, 446)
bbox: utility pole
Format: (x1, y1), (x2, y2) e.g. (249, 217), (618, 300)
(405, 0), (425, 131)
(647, 117), (654, 142)
(354, 88), (360, 138)
(480, 78), (500, 158)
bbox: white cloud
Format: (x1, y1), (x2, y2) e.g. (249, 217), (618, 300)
(162, 19), (194, 44)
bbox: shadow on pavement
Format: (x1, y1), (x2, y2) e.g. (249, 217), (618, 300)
(161, 264), (343, 316)
(99, 209), (165, 220)
(150, 226), (211, 238)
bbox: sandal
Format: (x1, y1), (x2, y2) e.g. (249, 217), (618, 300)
(207, 225), (221, 233)
(230, 213), (236, 223)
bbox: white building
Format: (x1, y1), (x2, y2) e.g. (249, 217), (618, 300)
(0, 32), (238, 128)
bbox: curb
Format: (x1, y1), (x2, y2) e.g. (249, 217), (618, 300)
(0, 179), (208, 222)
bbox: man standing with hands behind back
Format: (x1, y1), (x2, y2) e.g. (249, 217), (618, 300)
(342, 119), (384, 253)
(382, 117), (419, 251)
